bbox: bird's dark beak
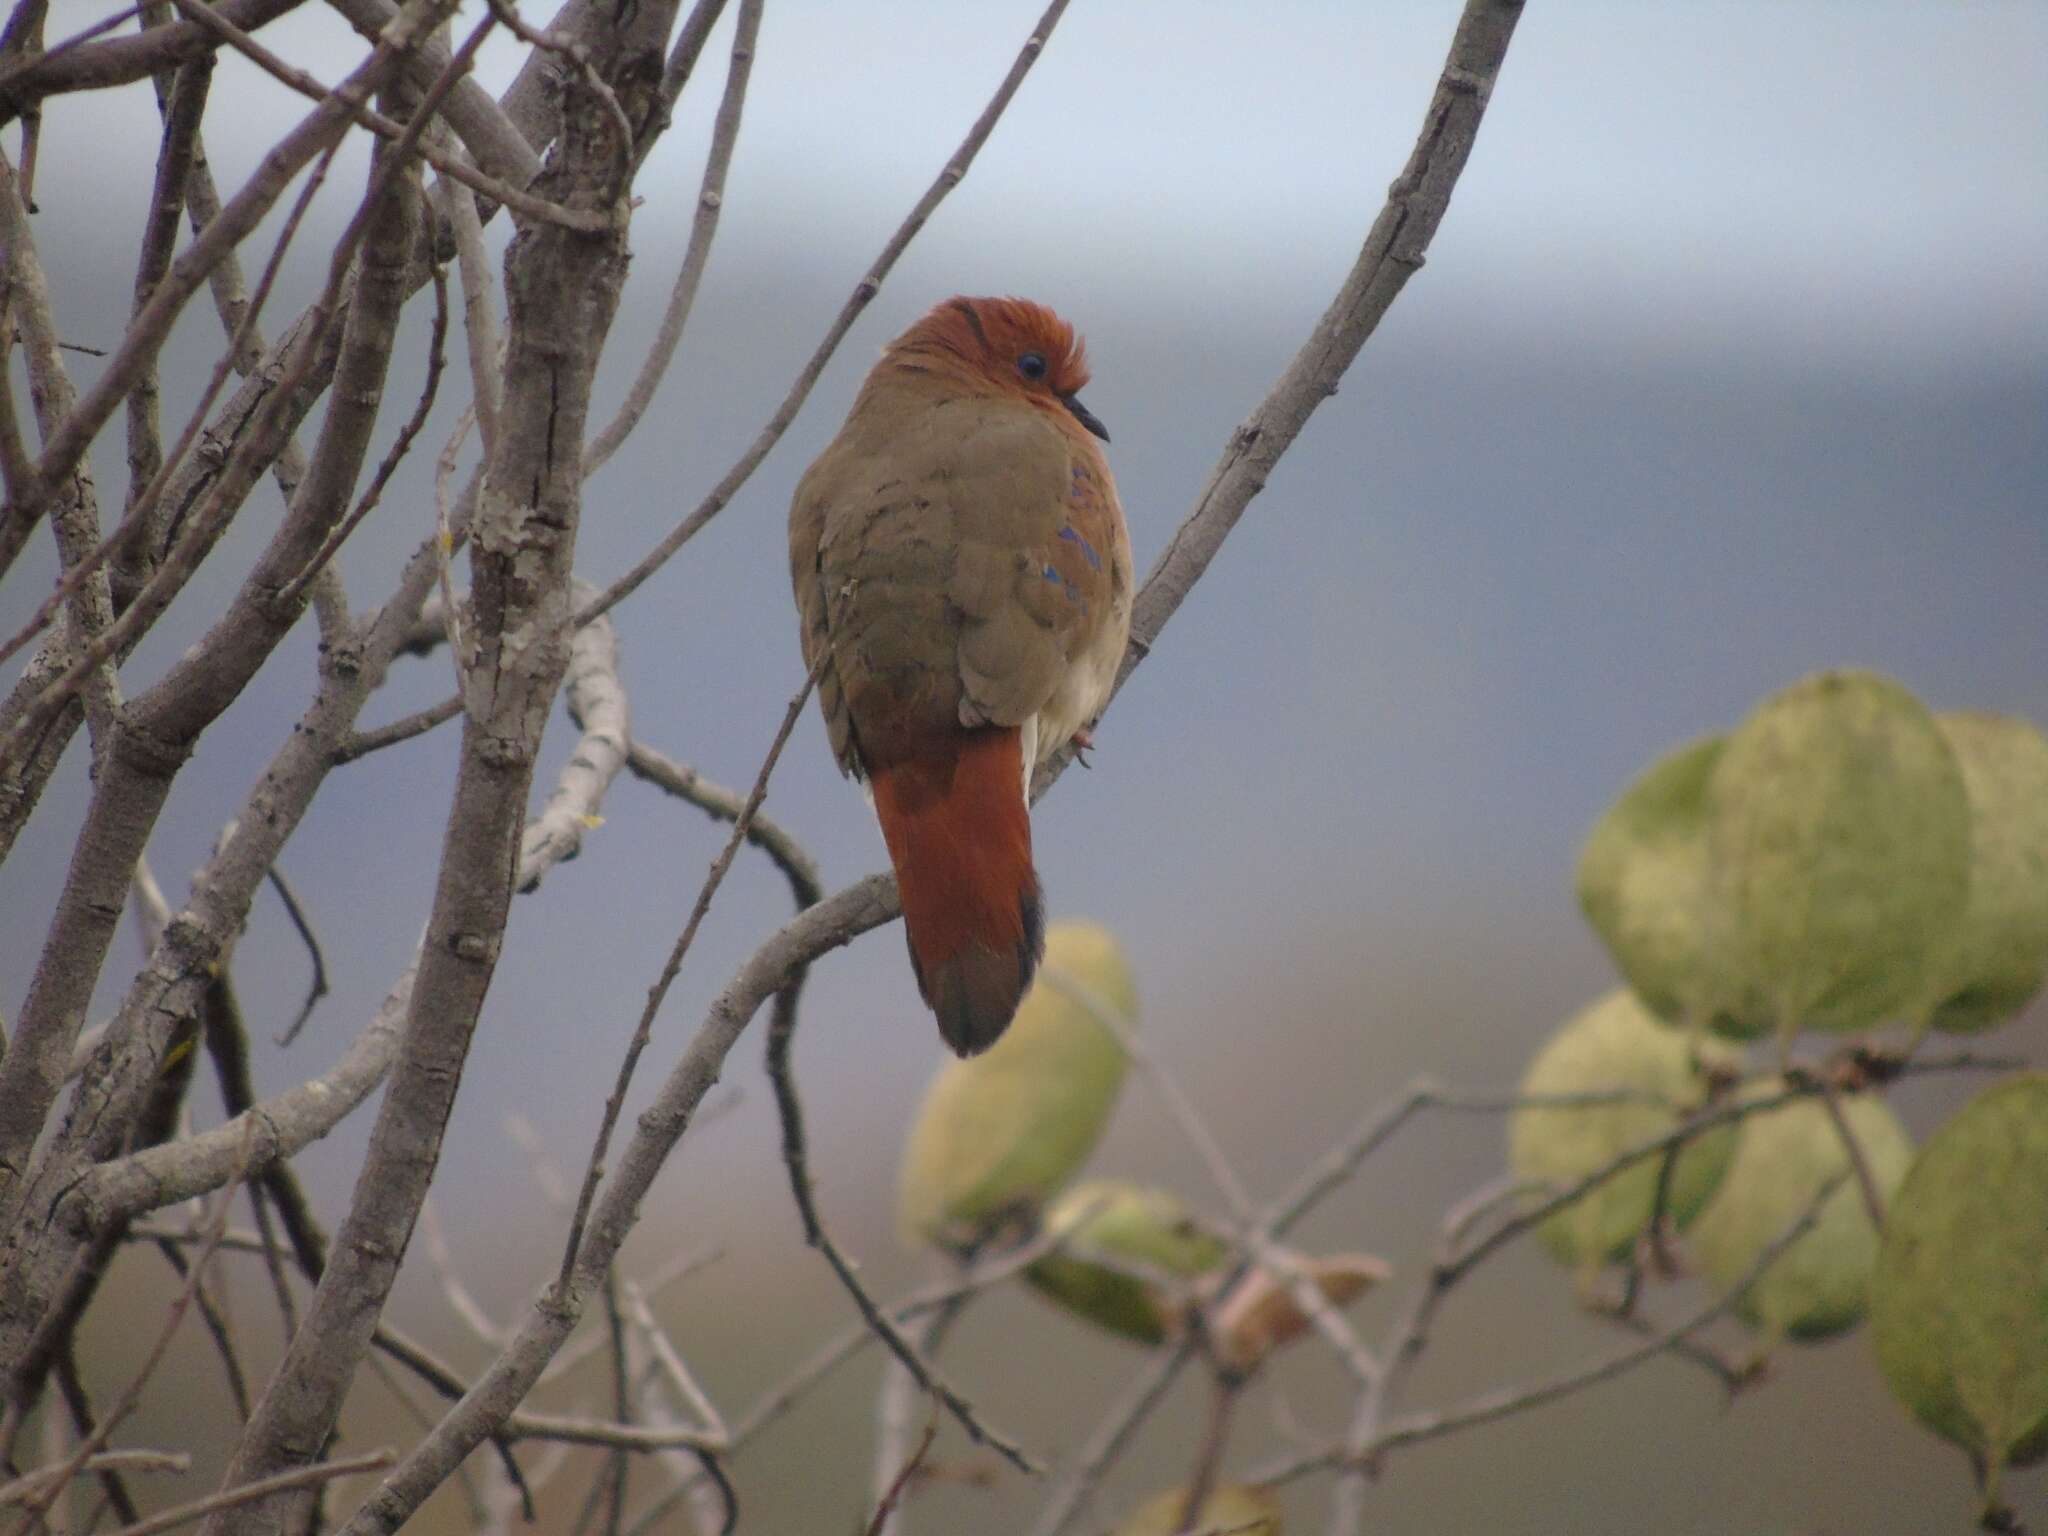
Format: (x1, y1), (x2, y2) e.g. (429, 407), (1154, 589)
(1062, 393), (1110, 442)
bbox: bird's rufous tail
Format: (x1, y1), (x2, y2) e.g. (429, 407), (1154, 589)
(869, 728), (1044, 1056)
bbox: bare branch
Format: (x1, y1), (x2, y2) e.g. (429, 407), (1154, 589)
(275, 258), (452, 608)
(329, 875), (900, 1536)
(0, 0), (302, 116)
(633, 0), (730, 179)
(199, 8), (678, 1521)
(8, 1178), (236, 1530)
(0, 1451), (192, 1509)
(331, 695), (463, 763)
(264, 866), (331, 1048)
(100, 1450), (393, 1536)
(0, 147), (122, 757)
(328, 0), (542, 192)
(1812, 1071), (1886, 1230)
(0, 133), (336, 680)
(61, 595), (633, 1236)
(170, 0), (603, 231)
(0, 98), (437, 1338)
(500, 1413), (716, 1455)
(864, 1398), (939, 1536)
(518, 581), (630, 891)
(438, 136), (503, 451)
(121, 43), (212, 512)
(0, 0), (446, 620)
(51, 1355), (147, 1527)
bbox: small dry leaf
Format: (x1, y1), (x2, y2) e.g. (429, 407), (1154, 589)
(1210, 1251), (1391, 1373)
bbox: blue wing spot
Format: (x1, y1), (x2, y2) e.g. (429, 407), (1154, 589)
(1042, 564), (1062, 584)
(1058, 525), (1103, 572)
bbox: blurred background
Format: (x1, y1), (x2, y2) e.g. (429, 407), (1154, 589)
(5, 1), (2046, 1530)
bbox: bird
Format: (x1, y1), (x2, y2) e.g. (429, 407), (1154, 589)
(789, 296), (1133, 1056)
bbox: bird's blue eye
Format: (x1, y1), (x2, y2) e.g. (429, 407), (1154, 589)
(1017, 352), (1048, 381)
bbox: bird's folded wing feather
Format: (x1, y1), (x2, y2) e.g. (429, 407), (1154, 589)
(791, 396), (1120, 774)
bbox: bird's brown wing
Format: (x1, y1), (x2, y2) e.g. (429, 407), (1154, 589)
(790, 394), (1120, 775)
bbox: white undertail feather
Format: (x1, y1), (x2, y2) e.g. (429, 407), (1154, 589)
(1019, 714), (1041, 803)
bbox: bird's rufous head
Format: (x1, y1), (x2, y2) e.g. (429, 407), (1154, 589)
(887, 295), (1110, 442)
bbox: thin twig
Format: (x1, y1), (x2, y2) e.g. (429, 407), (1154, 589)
(332, 695), (463, 763)
(438, 129), (502, 452)
(0, 4), (482, 764)
(5, 1177), (236, 1534)
(122, 42), (211, 514)
(864, 1399), (939, 1536)
(99, 1449), (393, 1536)
(275, 259), (451, 608)
(0, 1450), (190, 1509)
(499, 1414), (717, 1455)
(165, 0), (603, 231)
(264, 865), (331, 1046)
(1173, 1376), (1239, 1536)
(868, 1268), (958, 1536)
(767, 938), (1038, 1474)
(1812, 1072), (1886, 1230)
(150, 1237), (254, 1421)
(618, 1280), (727, 1446)
(583, 0), (760, 472)
(478, 0), (633, 193)
(1027, 1341), (1197, 1536)
(50, 1354), (146, 1527)
(618, 741), (823, 909)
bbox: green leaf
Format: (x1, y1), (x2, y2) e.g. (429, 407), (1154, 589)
(1024, 1180), (1229, 1345)
(1704, 670), (1970, 1039)
(1689, 1087), (1913, 1340)
(897, 922), (1134, 1250)
(1507, 988), (1739, 1268)
(1921, 714), (2048, 1034)
(1872, 1074), (2048, 1503)
(1577, 734), (1724, 1022)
